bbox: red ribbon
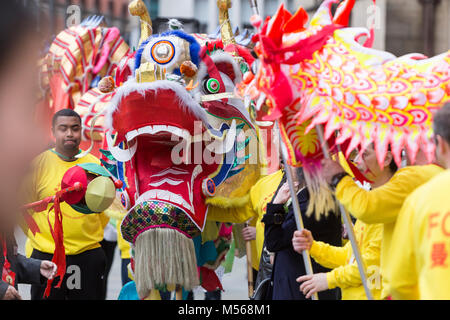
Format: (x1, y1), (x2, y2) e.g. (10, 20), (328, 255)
(22, 211), (41, 236)
(259, 24), (343, 119)
(43, 194), (66, 298)
(1, 236), (16, 287)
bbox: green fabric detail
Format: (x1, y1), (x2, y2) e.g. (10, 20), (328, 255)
(77, 162), (111, 177)
(99, 149), (116, 161)
(222, 239), (236, 274)
(50, 148), (82, 160)
(239, 62), (249, 75)
(70, 203), (94, 214)
(100, 160), (118, 178)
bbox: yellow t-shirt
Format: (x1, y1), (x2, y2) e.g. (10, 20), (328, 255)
(388, 169), (450, 300)
(207, 170), (284, 270)
(117, 221), (131, 259)
(335, 164), (444, 298)
(23, 149), (109, 255)
(310, 220), (383, 300)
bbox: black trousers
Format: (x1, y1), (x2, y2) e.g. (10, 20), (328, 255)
(100, 239), (117, 300)
(30, 247), (106, 300)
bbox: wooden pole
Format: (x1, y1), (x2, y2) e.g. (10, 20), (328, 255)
(276, 121), (319, 300)
(175, 286), (183, 300)
(244, 221), (254, 298)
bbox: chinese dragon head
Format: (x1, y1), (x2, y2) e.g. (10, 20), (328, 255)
(243, 0), (450, 216)
(101, 0), (260, 298)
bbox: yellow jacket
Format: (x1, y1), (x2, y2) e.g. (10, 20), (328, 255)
(310, 220), (383, 300)
(207, 170), (283, 270)
(387, 169), (450, 300)
(23, 150), (110, 255)
(335, 164), (444, 298)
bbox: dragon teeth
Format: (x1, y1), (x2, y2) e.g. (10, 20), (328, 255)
(125, 125), (191, 142)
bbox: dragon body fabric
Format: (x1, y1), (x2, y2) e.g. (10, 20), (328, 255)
(39, 22), (130, 155)
(100, 0), (261, 299)
(245, 0), (450, 174)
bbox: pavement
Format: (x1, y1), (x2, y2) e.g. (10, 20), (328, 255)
(15, 228), (249, 300)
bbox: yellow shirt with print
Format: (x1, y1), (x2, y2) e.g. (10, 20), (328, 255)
(24, 149), (109, 255)
(310, 220), (383, 300)
(207, 170), (283, 270)
(335, 164), (444, 298)
(388, 169), (450, 300)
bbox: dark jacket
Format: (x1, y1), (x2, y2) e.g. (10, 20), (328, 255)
(263, 187), (342, 300)
(0, 232), (43, 299)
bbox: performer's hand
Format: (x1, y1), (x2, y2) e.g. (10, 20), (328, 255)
(321, 158), (345, 184)
(272, 182), (298, 204)
(297, 273), (328, 299)
(242, 226), (256, 241)
(40, 260), (57, 279)
(292, 229), (313, 253)
(2, 285), (22, 300)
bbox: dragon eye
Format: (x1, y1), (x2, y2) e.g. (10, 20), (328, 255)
(150, 40), (175, 65)
(203, 78), (220, 94)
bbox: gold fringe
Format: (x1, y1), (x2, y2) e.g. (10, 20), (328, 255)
(134, 228), (199, 299)
(303, 169), (338, 220)
(205, 194), (249, 209)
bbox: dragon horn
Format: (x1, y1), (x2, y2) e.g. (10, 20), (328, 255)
(217, 0), (236, 47)
(129, 0), (153, 47)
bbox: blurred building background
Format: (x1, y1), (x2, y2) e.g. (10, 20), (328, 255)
(25, 0), (449, 56)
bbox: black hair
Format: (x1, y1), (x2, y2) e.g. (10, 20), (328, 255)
(434, 102), (450, 145)
(52, 109), (82, 127)
(387, 145), (398, 173)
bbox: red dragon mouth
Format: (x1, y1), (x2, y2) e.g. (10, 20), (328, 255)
(106, 80), (220, 235)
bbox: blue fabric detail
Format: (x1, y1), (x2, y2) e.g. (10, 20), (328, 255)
(135, 30), (201, 71)
(118, 281), (139, 300)
(160, 30), (200, 67)
(134, 38), (151, 70)
(193, 235), (218, 267)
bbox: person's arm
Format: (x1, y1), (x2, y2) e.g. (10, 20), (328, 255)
(335, 169), (414, 224)
(386, 197), (420, 300)
(327, 225), (382, 290)
(309, 240), (350, 270)
(15, 254), (44, 285)
(0, 281), (8, 299)
(263, 203), (296, 252)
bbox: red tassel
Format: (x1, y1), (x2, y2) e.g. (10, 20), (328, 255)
(22, 211), (40, 236)
(43, 195), (66, 298)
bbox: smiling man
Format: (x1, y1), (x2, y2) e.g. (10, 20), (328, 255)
(23, 109), (109, 300)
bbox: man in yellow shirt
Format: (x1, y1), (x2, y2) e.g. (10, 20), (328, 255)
(23, 109), (109, 300)
(388, 103), (450, 299)
(321, 144), (443, 299)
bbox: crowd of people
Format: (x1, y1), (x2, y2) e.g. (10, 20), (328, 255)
(233, 105), (450, 300)
(0, 1), (449, 301)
